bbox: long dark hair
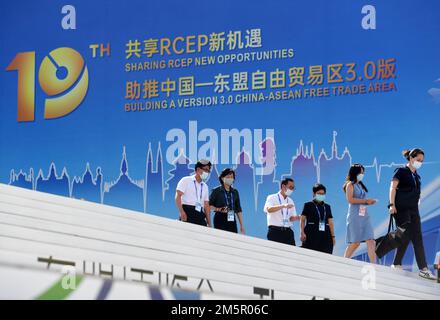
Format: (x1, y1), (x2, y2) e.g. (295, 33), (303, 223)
(343, 164), (368, 193)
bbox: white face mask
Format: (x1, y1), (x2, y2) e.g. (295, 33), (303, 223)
(200, 171), (209, 181)
(285, 188), (293, 196)
(357, 173), (364, 182)
(223, 178), (234, 186)
(412, 160), (422, 170)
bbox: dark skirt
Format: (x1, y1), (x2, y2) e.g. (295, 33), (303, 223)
(302, 224), (333, 254)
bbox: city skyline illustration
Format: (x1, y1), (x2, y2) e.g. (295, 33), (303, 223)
(9, 131), (417, 253)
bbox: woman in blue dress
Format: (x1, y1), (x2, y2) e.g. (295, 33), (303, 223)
(343, 164), (377, 263)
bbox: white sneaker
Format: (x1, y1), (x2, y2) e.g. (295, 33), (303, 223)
(391, 264), (403, 270)
(419, 269), (437, 280)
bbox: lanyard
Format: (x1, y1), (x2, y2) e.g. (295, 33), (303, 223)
(411, 172), (418, 189)
(223, 188), (234, 210)
(407, 167), (419, 189)
(277, 194), (288, 221)
(314, 203), (326, 223)
(194, 180), (203, 203)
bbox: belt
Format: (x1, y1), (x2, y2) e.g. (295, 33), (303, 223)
(307, 222), (329, 225)
(182, 204), (197, 208)
(269, 225), (291, 231)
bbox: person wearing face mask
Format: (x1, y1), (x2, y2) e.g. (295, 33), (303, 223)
(388, 148), (436, 280)
(264, 178), (301, 245)
(209, 168), (245, 234)
(300, 183), (335, 254)
(175, 159), (212, 227)
(343, 164), (377, 263)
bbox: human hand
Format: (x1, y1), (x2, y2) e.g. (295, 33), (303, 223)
(389, 206), (397, 215)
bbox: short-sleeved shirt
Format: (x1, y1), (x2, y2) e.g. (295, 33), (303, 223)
(209, 186), (242, 213)
(264, 192), (297, 227)
(301, 201), (333, 224)
(392, 166), (421, 208)
(392, 166), (421, 193)
(176, 175), (209, 206)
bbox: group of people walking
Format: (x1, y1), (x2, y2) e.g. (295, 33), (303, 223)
(174, 149), (436, 280)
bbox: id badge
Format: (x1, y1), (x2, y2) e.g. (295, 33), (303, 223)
(319, 222), (325, 231)
(195, 202), (202, 212)
(283, 219), (289, 227)
(227, 210), (235, 222)
(359, 205), (367, 217)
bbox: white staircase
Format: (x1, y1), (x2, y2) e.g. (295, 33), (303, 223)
(0, 183), (439, 300)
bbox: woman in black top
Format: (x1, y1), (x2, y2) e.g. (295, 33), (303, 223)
(300, 183), (336, 254)
(209, 168), (245, 234)
(389, 148), (435, 280)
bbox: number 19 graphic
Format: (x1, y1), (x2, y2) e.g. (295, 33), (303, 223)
(6, 47), (89, 122)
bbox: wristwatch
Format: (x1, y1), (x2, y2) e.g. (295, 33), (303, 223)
(387, 203), (394, 209)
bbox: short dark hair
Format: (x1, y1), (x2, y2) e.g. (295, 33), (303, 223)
(312, 183), (326, 194)
(195, 159), (212, 171)
(280, 178), (294, 188)
(402, 148), (424, 161)
(219, 168), (235, 185)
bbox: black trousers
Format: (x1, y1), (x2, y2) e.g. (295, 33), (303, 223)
(182, 205), (207, 226)
(213, 212), (238, 233)
(393, 206), (427, 269)
(267, 226), (295, 246)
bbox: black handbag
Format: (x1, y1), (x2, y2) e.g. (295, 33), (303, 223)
(375, 215), (406, 259)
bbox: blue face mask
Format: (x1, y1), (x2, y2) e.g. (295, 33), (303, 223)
(314, 194), (326, 202)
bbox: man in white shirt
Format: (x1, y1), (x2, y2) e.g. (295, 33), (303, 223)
(175, 159), (212, 227)
(264, 178), (301, 245)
